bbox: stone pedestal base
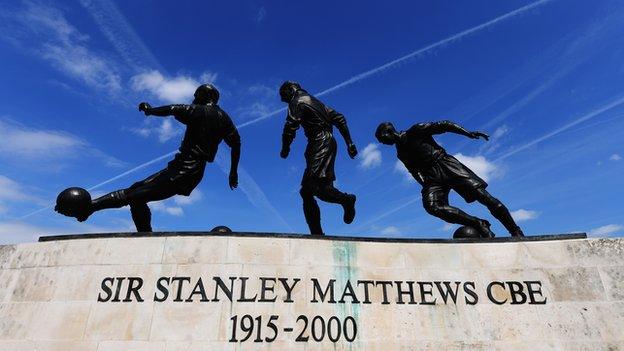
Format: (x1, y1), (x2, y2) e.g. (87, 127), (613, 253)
(0, 232), (622, 350)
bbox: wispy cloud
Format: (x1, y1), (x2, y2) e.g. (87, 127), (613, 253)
(2, 1), (121, 92)
(173, 189), (203, 206)
(149, 189), (203, 217)
(78, 0), (163, 72)
(150, 202), (184, 217)
(588, 224), (623, 237)
(130, 118), (182, 143)
(235, 84), (281, 121)
(255, 7), (267, 23)
(359, 143), (382, 169)
(0, 175), (46, 210)
(511, 209), (539, 222)
(440, 223), (458, 232)
(0, 118), (123, 167)
(380, 226), (400, 236)
(609, 154), (622, 161)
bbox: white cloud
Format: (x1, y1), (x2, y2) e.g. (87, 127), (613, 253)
(588, 224), (623, 237)
(0, 119), (123, 166)
(440, 223), (458, 232)
(129, 119), (182, 143)
(131, 71), (198, 103)
(5, 2), (121, 92)
(129, 98), (191, 143)
(131, 70), (217, 104)
(164, 207), (183, 216)
(359, 143), (382, 169)
(129, 127), (151, 138)
(156, 119), (180, 143)
(237, 102), (273, 120)
(0, 218), (138, 245)
(236, 83), (279, 120)
(0, 221), (54, 244)
(248, 84), (274, 97)
(481, 125), (510, 154)
(173, 189), (203, 206)
(394, 161), (416, 182)
(609, 154), (622, 161)
(511, 209), (539, 222)
(200, 71), (218, 84)
(453, 153), (499, 182)
(380, 226), (400, 236)
(149, 189), (203, 217)
(150, 201), (184, 217)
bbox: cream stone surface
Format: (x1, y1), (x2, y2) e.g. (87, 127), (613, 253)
(0, 236), (622, 350)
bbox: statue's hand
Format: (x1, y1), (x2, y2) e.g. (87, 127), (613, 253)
(280, 146), (290, 159)
(347, 143), (358, 159)
(470, 131), (489, 141)
(229, 172), (238, 190)
(138, 102), (152, 115)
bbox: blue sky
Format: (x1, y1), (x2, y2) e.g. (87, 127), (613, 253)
(0, 0), (623, 243)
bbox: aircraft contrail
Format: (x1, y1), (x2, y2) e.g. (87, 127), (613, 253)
(494, 95), (624, 162)
(239, 0), (555, 128)
(18, 0), (553, 220)
(78, 0), (164, 72)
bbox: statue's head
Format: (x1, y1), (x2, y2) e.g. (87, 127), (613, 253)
(279, 81), (302, 102)
(375, 122), (399, 145)
(194, 84), (219, 104)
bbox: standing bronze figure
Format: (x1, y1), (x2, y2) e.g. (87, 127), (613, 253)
(375, 120), (524, 238)
(55, 84), (241, 232)
(279, 81), (358, 235)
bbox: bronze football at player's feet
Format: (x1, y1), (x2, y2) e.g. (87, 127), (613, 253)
(55, 187), (92, 222)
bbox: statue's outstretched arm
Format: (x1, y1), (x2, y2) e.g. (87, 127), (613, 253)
(138, 103), (193, 123)
(417, 120), (489, 141)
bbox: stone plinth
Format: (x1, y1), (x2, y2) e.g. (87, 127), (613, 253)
(0, 232), (622, 350)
